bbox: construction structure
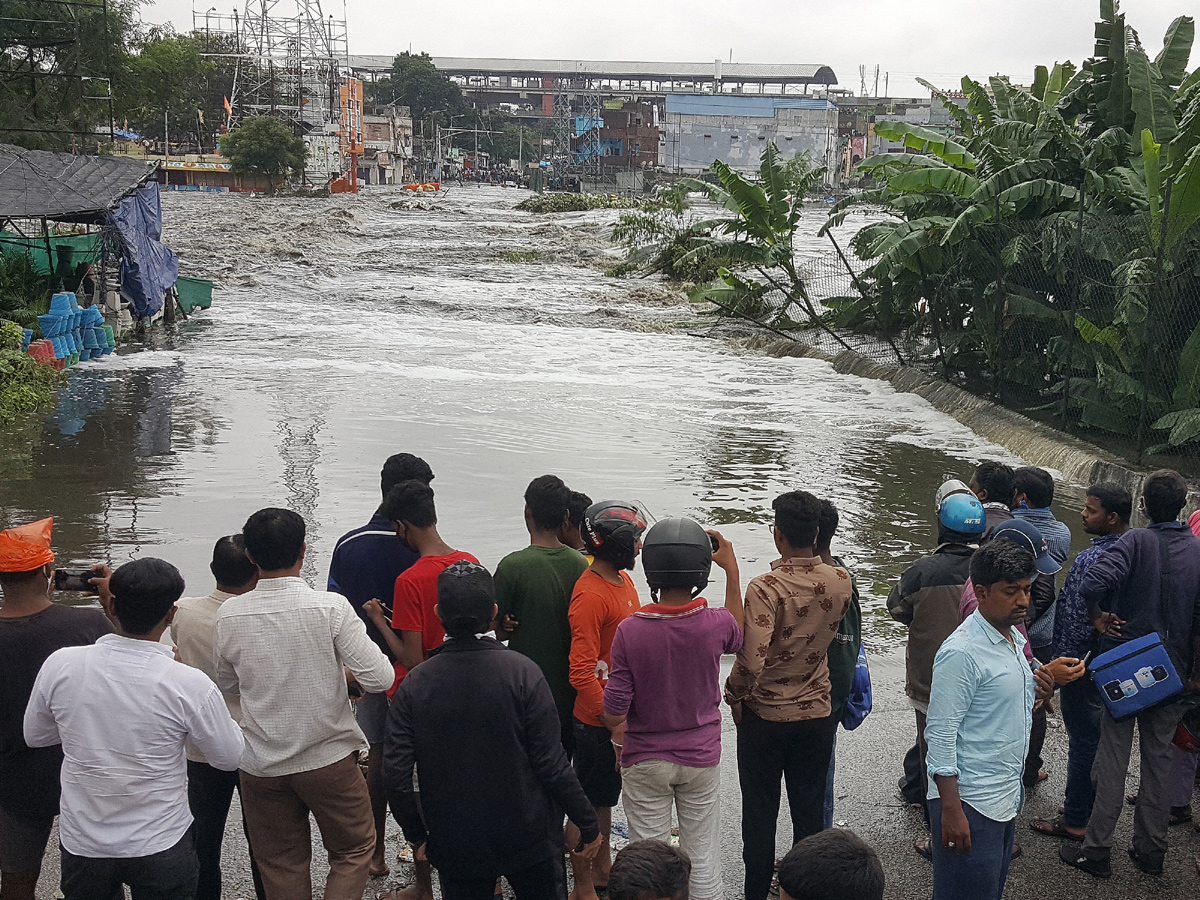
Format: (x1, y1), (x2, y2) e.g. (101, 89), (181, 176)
(549, 76), (602, 179)
(197, 0), (353, 184)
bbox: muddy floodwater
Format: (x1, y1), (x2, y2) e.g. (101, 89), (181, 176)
(1, 186), (1087, 640)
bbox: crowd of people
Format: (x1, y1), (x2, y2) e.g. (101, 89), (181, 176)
(0, 451), (1197, 900)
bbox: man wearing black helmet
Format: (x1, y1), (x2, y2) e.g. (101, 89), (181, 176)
(566, 501), (647, 900)
(601, 518), (744, 900)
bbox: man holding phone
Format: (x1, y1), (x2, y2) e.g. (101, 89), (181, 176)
(0, 518), (110, 900)
(1030, 483), (1130, 842)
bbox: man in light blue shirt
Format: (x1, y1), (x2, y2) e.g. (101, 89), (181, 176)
(925, 541), (1054, 900)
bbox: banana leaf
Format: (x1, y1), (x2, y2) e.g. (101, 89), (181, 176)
(1128, 48), (1177, 145)
(1155, 16), (1195, 89)
(887, 168), (980, 198)
(1152, 407), (1200, 447)
(872, 121), (978, 170)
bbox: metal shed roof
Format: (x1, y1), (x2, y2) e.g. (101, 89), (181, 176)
(0, 143), (159, 223)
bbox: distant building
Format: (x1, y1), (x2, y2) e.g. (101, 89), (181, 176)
(661, 95), (838, 182)
(359, 104), (414, 185)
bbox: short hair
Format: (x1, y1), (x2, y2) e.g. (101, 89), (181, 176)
(815, 499), (838, 552)
(525, 475), (571, 531)
(608, 840), (691, 900)
(777, 830), (883, 900)
(381, 453), (434, 499)
(109, 558), (185, 635)
(1142, 469), (1188, 523)
(210, 534), (257, 588)
(1087, 482), (1132, 524)
(969, 540), (1035, 589)
(1013, 466), (1055, 509)
(566, 490), (592, 527)
(773, 491), (822, 549)
(437, 561), (496, 638)
(242, 508), (306, 572)
(381, 480), (437, 528)
(973, 461), (1014, 506)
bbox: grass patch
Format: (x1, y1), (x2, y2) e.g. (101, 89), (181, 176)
(502, 250), (543, 263)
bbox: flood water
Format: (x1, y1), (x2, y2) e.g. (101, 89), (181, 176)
(0, 186), (1088, 642)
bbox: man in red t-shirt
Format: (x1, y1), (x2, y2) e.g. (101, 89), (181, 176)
(361, 479), (477, 900)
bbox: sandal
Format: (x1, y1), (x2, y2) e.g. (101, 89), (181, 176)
(914, 837), (933, 861)
(1030, 816), (1085, 839)
(1169, 806), (1193, 827)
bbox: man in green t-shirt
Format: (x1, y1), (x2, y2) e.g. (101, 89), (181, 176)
(495, 475), (590, 756)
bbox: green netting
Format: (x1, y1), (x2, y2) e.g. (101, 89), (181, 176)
(0, 231), (101, 274)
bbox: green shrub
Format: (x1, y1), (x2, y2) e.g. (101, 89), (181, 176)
(0, 347), (62, 425)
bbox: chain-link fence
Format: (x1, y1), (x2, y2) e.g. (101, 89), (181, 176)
(741, 211), (1200, 471)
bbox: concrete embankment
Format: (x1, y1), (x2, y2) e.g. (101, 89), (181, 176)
(741, 333), (1180, 504)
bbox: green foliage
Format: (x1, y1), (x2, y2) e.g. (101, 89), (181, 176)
(0, 253), (51, 333)
(502, 250), (541, 263)
(0, 0), (142, 150)
(515, 193), (644, 213)
(366, 52), (466, 122)
(829, 0), (1200, 454)
(220, 118), (307, 184)
(0, 347), (62, 425)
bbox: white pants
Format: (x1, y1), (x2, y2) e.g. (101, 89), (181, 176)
(620, 759), (722, 900)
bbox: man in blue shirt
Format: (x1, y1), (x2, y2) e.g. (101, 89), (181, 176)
(925, 541), (1053, 900)
(1030, 483), (1130, 842)
(327, 452), (434, 880)
(1061, 469), (1200, 878)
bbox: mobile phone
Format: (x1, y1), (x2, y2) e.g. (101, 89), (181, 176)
(54, 568), (97, 593)
(709, 534), (720, 553)
(1080, 651), (1093, 668)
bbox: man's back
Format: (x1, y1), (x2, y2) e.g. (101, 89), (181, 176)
(1081, 523), (1200, 673)
(389, 638), (595, 878)
(23, 634), (243, 858)
(328, 512), (417, 661)
(214, 576), (394, 777)
(392, 550), (480, 662)
(495, 544), (588, 717)
(888, 545), (975, 708)
(0, 605), (110, 820)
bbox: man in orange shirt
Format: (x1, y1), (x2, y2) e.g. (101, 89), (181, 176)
(567, 501), (647, 900)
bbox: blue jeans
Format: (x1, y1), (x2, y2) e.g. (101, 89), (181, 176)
(1059, 677), (1104, 828)
(823, 731), (838, 830)
(929, 799), (1014, 900)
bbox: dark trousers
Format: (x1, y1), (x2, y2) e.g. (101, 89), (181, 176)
(1023, 705), (1048, 788)
(914, 710), (931, 822)
(736, 708), (837, 900)
(1059, 677), (1104, 828)
(61, 829), (199, 900)
(439, 855), (565, 900)
(929, 799), (1014, 900)
(899, 741), (925, 804)
(187, 760), (266, 900)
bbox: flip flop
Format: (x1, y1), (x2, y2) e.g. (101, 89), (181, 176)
(1169, 807), (1193, 827)
(1030, 817), (1084, 839)
(914, 837), (933, 861)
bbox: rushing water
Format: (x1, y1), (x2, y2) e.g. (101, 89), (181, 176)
(0, 186), (1087, 642)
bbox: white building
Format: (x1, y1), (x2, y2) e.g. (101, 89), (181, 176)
(661, 95), (839, 183)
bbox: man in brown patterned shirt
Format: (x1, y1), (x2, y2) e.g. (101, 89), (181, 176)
(723, 490), (852, 900)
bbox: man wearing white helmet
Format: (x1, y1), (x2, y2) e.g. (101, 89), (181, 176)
(888, 486), (986, 843)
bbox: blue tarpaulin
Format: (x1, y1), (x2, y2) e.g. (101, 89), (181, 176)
(107, 183), (178, 318)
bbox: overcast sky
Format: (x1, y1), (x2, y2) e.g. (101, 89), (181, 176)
(143, 0), (1188, 98)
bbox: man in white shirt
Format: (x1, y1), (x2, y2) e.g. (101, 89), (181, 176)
(172, 534), (264, 900)
(24, 557), (244, 900)
(214, 508), (395, 900)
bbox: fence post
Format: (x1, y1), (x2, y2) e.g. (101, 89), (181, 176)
(992, 194), (1005, 402)
(1060, 179), (1086, 429)
(827, 231), (905, 366)
(1135, 178), (1173, 465)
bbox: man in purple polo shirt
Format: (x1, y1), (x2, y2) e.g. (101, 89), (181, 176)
(602, 518), (743, 900)
(327, 452), (434, 880)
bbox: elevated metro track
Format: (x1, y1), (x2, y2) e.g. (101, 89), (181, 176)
(347, 56), (838, 105)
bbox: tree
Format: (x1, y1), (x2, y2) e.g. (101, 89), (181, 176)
(0, 0), (142, 150)
(823, 0), (1200, 449)
(367, 52), (465, 122)
(116, 27), (237, 148)
(220, 117), (306, 185)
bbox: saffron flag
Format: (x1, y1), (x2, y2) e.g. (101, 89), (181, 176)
(223, 96), (232, 115)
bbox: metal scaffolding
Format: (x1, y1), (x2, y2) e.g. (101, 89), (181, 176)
(196, 0), (347, 133)
(549, 74), (602, 180)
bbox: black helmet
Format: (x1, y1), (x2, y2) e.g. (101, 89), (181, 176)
(642, 517), (712, 594)
(581, 500), (647, 571)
